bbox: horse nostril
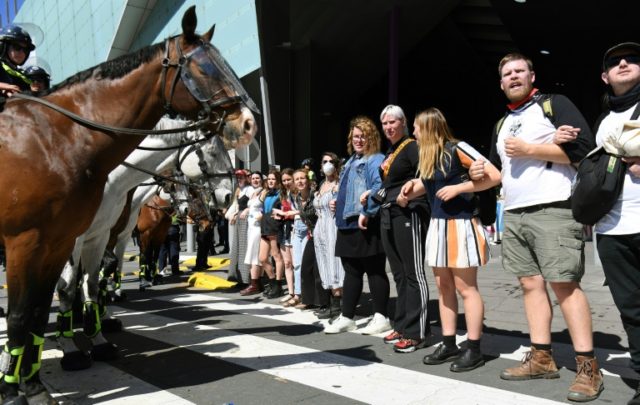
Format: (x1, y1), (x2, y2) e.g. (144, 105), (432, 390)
(224, 194), (231, 206)
(244, 119), (254, 133)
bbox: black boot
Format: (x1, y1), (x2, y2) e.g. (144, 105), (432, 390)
(266, 279), (283, 299)
(262, 276), (272, 297)
(329, 295), (341, 322)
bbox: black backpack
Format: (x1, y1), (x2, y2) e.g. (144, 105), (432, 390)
(570, 102), (640, 225)
(571, 147), (626, 225)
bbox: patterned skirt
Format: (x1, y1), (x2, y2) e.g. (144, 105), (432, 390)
(425, 217), (490, 268)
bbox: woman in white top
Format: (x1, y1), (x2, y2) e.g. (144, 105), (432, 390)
(313, 152), (344, 320)
(239, 172), (264, 295)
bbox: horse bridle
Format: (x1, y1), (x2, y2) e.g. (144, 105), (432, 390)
(160, 36), (243, 129)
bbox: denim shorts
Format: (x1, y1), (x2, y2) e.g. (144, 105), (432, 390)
(502, 206), (585, 282)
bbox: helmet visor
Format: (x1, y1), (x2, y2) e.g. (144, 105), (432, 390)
(181, 43), (259, 114)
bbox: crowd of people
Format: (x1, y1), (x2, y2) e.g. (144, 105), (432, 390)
(222, 44), (640, 405)
(0, 22), (637, 403)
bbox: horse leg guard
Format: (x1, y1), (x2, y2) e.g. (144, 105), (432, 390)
(139, 265), (151, 291)
(21, 335), (58, 405)
(55, 311), (91, 371)
(0, 345), (26, 405)
(83, 303), (118, 362)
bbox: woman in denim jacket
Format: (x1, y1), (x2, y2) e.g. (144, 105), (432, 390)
(325, 116), (391, 334)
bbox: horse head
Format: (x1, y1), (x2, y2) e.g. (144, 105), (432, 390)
(179, 133), (234, 209)
(165, 6), (258, 150)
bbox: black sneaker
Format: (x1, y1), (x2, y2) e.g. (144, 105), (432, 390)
(450, 348), (485, 372)
(423, 343), (460, 365)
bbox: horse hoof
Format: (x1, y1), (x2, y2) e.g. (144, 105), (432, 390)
(91, 342), (119, 361)
(60, 350), (92, 371)
(0, 382), (27, 405)
(101, 318), (123, 333)
(23, 379), (58, 405)
(24, 391), (57, 405)
(0, 394), (27, 405)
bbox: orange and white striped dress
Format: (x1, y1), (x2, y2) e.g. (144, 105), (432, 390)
(423, 141), (490, 268)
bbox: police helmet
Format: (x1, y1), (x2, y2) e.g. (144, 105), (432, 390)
(301, 157), (314, 167)
(0, 25), (35, 51)
(24, 65), (50, 81)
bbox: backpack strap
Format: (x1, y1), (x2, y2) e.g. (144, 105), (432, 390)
(631, 101), (640, 120)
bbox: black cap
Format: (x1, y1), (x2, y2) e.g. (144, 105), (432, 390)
(603, 42), (640, 70)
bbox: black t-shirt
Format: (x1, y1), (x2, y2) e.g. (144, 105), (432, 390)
(379, 136), (429, 218)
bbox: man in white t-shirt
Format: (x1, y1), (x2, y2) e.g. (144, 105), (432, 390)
(593, 42), (640, 405)
(473, 53), (602, 402)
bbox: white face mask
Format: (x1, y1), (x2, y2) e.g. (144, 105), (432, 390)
(322, 162), (335, 175)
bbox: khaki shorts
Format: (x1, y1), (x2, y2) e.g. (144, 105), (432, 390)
(502, 207), (585, 282)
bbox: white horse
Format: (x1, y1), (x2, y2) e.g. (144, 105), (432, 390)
(55, 112), (254, 370)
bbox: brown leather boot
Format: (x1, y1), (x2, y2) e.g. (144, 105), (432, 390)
(567, 356), (604, 402)
(239, 279), (262, 296)
(500, 346), (560, 380)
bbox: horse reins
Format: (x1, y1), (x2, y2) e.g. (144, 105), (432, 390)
(11, 36), (245, 137)
(12, 92), (212, 136)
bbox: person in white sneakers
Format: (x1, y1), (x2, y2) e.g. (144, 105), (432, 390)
(325, 116), (391, 335)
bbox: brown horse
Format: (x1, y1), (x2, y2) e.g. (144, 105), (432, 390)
(136, 193), (175, 289)
(0, 7), (256, 403)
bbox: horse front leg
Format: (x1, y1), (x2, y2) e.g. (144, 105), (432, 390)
(54, 239), (92, 371)
(21, 256), (69, 405)
(0, 231), (50, 404)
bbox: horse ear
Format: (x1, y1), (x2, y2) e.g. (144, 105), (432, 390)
(182, 5), (198, 43)
(202, 24), (215, 43)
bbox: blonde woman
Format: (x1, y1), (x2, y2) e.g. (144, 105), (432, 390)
(399, 108), (501, 372)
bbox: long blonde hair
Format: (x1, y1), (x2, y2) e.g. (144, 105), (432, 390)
(415, 108), (458, 180)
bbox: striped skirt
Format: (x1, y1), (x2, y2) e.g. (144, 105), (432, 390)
(228, 218), (251, 283)
(425, 217), (490, 268)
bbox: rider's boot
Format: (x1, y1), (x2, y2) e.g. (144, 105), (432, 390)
(55, 311), (91, 371)
(84, 302), (118, 361)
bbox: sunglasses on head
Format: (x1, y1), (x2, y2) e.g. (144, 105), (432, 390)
(604, 53), (640, 70)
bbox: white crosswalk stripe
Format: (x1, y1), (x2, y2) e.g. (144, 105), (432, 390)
(0, 291), (636, 404)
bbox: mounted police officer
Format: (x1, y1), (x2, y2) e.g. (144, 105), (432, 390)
(24, 65), (50, 93)
(0, 24), (35, 97)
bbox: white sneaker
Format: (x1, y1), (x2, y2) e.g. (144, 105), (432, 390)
(160, 267), (172, 277)
(324, 314), (356, 334)
(359, 313), (392, 335)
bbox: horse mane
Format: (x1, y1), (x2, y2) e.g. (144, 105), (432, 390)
(46, 41), (167, 94)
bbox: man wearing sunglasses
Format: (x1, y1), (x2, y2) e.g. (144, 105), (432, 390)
(0, 25), (35, 97)
(594, 42), (640, 405)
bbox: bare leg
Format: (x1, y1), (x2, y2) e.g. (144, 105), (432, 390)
(433, 267), (458, 336)
(452, 267), (484, 340)
(520, 275), (553, 344)
(550, 281), (593, 352)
